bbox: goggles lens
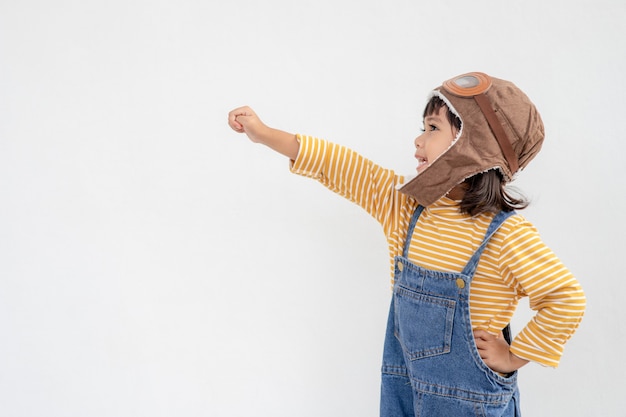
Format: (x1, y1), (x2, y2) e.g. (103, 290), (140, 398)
(442, 72), (492, 97)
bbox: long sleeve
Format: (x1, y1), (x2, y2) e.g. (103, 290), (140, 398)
(290, 134), (411, 236)
(500, 220), (586, 367)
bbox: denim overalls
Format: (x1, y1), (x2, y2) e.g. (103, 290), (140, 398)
(380, 205), (521, 417)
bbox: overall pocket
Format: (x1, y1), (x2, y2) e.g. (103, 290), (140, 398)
(394, 285), (456, 360)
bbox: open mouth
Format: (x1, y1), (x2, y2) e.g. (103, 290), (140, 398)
(416, 156), (428, 172)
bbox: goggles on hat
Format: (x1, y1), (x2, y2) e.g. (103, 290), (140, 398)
(442, 72), (519, 173)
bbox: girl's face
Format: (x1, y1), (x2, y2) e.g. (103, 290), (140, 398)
(414, 105), (458, 174)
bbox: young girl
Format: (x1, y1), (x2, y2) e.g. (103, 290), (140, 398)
(227, 72), (585, 416)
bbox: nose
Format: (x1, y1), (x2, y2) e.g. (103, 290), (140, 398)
(414, 131), (425, 149)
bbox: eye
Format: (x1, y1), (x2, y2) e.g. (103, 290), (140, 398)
(428, 124), (439, 131)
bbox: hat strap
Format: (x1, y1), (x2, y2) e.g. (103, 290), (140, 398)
(473, 93), (519, 173)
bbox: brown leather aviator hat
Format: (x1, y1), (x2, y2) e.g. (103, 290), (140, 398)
(398, 72), (545, 206)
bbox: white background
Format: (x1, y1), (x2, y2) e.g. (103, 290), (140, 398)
(1, 0), (623, 416)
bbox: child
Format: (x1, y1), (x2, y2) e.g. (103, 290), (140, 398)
(227, 72), (585, 416)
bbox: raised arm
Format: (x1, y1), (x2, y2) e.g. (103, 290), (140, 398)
(228, 106), (300, 160)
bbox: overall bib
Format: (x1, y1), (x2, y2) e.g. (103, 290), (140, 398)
(380, 206), (520, 417)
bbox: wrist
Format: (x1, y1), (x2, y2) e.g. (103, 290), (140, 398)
(509, 352), (529, 371)
(248, 123), (272, 144)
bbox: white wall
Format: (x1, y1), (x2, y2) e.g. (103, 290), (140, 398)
(1, 0), (623, 416)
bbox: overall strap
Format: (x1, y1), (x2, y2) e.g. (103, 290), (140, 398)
(402, 205), (425, 258)
(461, 210), (516, 278)
(462, 210), (516, 344)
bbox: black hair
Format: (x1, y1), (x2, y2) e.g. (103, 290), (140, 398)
(460, 170), (529, 215)
(423, 95), (462, 131)
(423, 95), (529, 215)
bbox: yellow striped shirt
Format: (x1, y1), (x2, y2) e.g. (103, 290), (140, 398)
(290, 135), (585, 368)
